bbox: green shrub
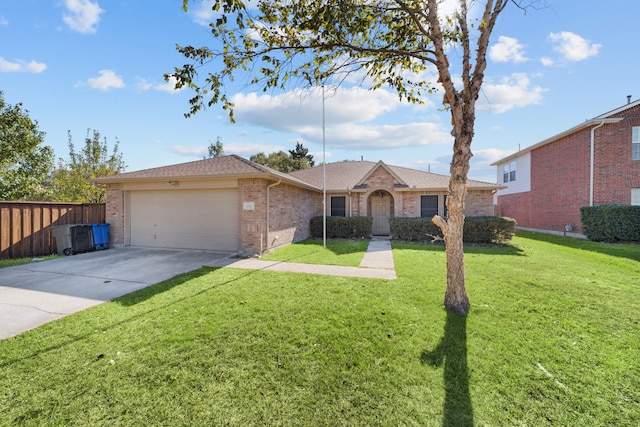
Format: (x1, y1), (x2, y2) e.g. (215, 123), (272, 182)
(389, 216), (516, 244)
(310, 216), (373, 239)
(580, 205), (640, 242)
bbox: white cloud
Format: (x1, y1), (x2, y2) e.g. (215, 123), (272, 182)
(170, 145), (207, 156)
(478, 73), (547, 114)
(137, 76), (183, 93)
(540, 57), (554, 66)
(490, 36), (528, 63)
(0, 57), (47, 73)
(170, 142), (285, 157)
(82, 69), (125, 90)
(548, 32), (601, 62)
(229, 87), (451, 150)
(189, 0), (217, 26)
(62, 0), (104, 34)
(0, 16), (8, 26)
(154, 76), (184, 94)
(232, 87), (400, 131)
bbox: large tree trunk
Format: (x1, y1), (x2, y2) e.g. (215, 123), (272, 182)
(433, 114), (473, 315)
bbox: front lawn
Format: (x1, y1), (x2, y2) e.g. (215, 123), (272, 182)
(0, 232), (638, 425)
(260, 238), (369, 266)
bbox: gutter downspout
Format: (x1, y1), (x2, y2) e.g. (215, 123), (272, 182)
(590, 121), (606, 206)
(265, 179), (282, 254)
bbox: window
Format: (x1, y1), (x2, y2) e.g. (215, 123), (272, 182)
(632, 189), (640, 206)
(633, 126), (640, 160)
(502, 161), (517, 182)
(330, 196), (346, 217)
(443, 195), (448, 218)
(421, 195), (438, 218)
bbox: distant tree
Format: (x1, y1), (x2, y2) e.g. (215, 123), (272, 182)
(205, 137), (224, 158)
(0, 91), (54, 200)
(50, 129), (126, 203)
(251, 143), (314, 172)
(250, 150), (293, 172)
(289, 142), (315, 170)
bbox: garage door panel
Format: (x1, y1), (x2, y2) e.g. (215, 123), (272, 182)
(130, 189), (238, 251)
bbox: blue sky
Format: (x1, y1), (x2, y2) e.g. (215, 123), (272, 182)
(1, 1), (637, 183)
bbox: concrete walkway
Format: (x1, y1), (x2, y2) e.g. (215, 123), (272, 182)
(219, 237), (396, 280)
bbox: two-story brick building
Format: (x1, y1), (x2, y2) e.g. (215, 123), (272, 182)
(492, 98), (640, 235)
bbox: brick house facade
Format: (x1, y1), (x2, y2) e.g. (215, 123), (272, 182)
(97, 156), (501, 255)
(493, 99), (640, 235)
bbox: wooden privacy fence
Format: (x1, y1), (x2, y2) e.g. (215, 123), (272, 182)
(0, 202), (106, 259)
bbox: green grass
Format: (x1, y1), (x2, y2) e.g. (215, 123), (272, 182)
(0, 255), (60, 269)
(260, 238), (369, 266)
(0, 231), (638, 426)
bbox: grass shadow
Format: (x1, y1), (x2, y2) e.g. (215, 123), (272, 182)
(518, 230), (640, 262)
(421, 312), (473, 427)
(393, 241), (525, 257)
(0, 267), (256, 368)
(116, 267), (213, 306)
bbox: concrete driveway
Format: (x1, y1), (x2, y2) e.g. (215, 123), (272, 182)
(0, 247), (235, 340)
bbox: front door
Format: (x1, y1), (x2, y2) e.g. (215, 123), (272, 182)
(371, 194), (391, 235)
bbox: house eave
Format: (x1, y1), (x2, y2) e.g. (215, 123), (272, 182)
(490, 117), (623, 166)
(91, 172), (322, 192)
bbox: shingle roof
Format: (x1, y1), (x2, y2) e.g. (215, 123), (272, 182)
(289, 160), (500, 191)
(93, 154), (317, 189)
(95, 155), (500, 191)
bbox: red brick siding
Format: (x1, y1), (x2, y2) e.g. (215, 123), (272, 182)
(498, 104), (640, 233)
(105, 183), (124, 245)
(238, 178), (267, 255)
(267, 183), (318, 251)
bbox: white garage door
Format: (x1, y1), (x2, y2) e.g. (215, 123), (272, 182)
(130, 189), (238, 251)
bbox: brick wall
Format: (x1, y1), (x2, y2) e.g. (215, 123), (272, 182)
(267, 183), (319, 251)
(465, 190), (496, 216)
(238, 178), (267, 255)
(594, 105), (640, 205)
(238, 179), (320, 255)
(105, 183), (125, 245)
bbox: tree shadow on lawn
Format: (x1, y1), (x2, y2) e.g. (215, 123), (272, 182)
(518, 230), (640, 262)
(0, 267), (254, 368)
(421, 312), (473, 427)
(394, 241), (525, 257)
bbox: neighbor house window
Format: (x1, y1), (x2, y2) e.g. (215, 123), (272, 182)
(330, 196), (346, 217)
(502, 161), (516, 182)
(421, 195), (438, 218)
(633, 126), (640, 160)
(632, 188), (640, 206)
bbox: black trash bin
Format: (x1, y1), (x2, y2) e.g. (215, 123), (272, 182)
(50, 224), (95, 256)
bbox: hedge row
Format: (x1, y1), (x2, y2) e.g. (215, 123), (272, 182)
(580, 205), (640, 242)
(389, 216), (516, 244)
(310, 216), (373, 239)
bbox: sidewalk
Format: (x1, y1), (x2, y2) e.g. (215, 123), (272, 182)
(217, 237), (396, 280)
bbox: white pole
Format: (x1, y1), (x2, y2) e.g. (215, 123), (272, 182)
(322, 84), (327, 249)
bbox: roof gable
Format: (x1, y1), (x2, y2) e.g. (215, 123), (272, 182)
(353, 161), (407, 189)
